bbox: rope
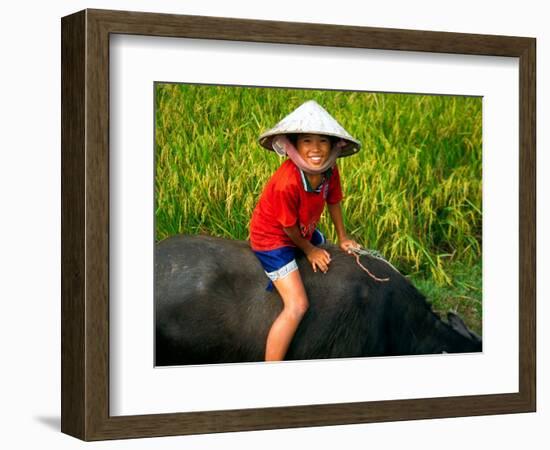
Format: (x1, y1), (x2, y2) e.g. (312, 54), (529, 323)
(347, 247), (391, 282)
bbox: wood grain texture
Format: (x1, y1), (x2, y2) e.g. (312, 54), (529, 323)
(518, 38), (536, 409)
(85, 11), (111, 440)
(86, 8), (531, 56)
(61, 10), (86, 439)
(60, 8), (536, 441)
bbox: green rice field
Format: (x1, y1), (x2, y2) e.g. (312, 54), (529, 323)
(155, 83), (482, 333)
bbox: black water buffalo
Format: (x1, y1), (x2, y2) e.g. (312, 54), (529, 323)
(155, 235), (481, 366)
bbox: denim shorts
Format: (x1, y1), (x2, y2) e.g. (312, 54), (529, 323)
(253, 230), (326, 290)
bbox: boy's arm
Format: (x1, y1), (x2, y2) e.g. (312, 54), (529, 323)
(327, 202), (347, 242)
(283, 225), (315, 255)
(327, 202), (360, 252)
(283, 225), (331, 273)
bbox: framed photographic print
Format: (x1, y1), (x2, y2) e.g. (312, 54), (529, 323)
(61, 9), (536, 441)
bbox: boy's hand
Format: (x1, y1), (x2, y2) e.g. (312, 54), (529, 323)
(339, 238), (360, 254)
(306, 247), (332, 273)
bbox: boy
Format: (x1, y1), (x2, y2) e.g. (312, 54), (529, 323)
(250, 100), (361, 361)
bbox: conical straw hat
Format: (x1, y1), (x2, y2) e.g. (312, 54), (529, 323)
(258, 100), (361, 157)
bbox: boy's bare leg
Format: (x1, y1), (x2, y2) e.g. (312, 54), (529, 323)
(265, 270), (309, 361)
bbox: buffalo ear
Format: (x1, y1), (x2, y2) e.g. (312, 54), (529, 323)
(447, 311), (480, 342)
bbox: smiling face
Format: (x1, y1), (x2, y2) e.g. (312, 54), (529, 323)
(295, 134), (332, 169)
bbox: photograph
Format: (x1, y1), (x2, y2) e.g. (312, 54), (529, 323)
(154, 83), (483, 366)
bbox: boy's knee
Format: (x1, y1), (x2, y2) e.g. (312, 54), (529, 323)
(297, 299), (309, 317)
(286, 298), (309, 319)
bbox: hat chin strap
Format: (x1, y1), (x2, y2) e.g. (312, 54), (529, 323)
(272, 135), (341, 175)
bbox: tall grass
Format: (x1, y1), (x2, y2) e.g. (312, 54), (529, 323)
(155, 83), (482, 330)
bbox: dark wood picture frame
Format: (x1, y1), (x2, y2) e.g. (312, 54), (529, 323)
(61, 9), (536, 441)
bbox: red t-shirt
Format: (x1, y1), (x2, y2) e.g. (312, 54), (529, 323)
(250, 159), (343, 251)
